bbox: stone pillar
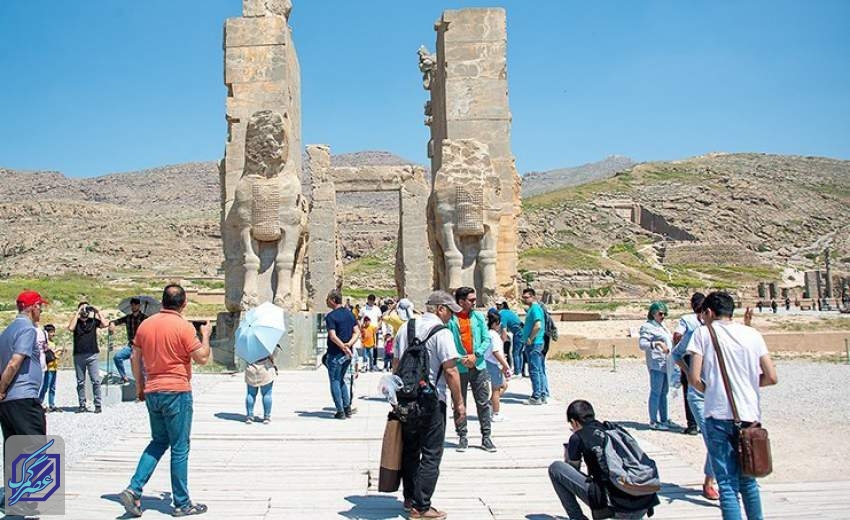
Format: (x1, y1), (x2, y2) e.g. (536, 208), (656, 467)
(423, 8), (520, 299)
(757, 282), (766, 299)
(221, 0), (303, 312)
(815, 270), (823, 300)
(399, 169), (433, 306)
(306, 145), (340, 308)
(825, 248), (834, 299)
(804, 271), (818, 299)
(768, 282), (777, 300)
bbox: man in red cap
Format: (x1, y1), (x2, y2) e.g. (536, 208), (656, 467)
(0, 291), (48, 440)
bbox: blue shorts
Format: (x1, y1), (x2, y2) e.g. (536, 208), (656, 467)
(486, 361), (504, 387)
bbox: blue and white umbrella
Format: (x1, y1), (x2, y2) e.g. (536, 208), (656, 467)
(235, 302), (286, 363)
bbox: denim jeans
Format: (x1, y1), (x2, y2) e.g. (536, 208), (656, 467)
(548, 461), (590, 520)
(128, 391), (194, 509)
(526, 343), (549, 399)
(113, 345), (133, 379)
(647, 369), (668, 423)
(246, 382), (273, 419)
(511, 331), (524, 375)
(39, 370), (57, 407)
(705, 418), (763, 520)
(687, 387), (714, 478)
(326, 352), (352, 413)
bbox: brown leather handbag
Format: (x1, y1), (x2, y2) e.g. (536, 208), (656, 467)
(707, 324), (773, 478)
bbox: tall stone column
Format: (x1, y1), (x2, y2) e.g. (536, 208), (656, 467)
(398, 169), (432, 305)
(306, 145), (341, 307)
(422, 8), (521, 300)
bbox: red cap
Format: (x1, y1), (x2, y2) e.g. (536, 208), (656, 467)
(16, 291), (48, 308)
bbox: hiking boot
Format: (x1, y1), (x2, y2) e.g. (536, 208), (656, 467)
(94, 406), (102, 414)
(75, 406), (88, 413)
(410, 507), (447, 519)
(334, 411), (347, 420)
(649, 421), (669, 431)
(119, 489), (142, 518)
(172, 503), (208, 516)
(456, 437), (468, 452)
(524, 397), (543, 406)
(481, 437), (497, 453)
(683, 425), (699, 436)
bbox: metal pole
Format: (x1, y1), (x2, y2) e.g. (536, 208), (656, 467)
(611, 344), (617, 372)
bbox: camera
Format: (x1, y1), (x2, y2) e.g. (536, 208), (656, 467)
(79, 305), (97, 319)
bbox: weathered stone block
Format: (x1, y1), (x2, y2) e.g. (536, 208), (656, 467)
(444, 78), (510, 120)
(225, 46), (291, 84)
(440, 8), (506, 43)
(225, 16), (289, 47)
(444, 42), (507, 79)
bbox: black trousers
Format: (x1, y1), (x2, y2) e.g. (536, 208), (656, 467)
(0, 398), (47, 440)
(680, 370), (696, 428)
(503, 340), (512, 369)
(401, 401), (446, 512)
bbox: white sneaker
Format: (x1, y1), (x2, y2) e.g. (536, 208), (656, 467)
(492, 413), (506, 422)
(649, 421), (669, 431)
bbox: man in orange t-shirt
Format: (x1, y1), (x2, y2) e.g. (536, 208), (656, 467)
(361, 316), (378, 371)
(118, 284), (211, 518)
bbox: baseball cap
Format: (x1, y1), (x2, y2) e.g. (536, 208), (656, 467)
(16, 291), (48, 308)
(425, 291), (462, 313)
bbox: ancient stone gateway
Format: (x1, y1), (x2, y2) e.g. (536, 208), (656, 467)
(422, 8), (521, 303)
(306, 145), (432, 309)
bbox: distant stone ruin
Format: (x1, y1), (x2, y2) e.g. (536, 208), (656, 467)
(422, 8), (521, 302)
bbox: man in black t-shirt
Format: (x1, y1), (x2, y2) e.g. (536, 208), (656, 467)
(324, 290), (359, 419)
(67, 301), (109, 413)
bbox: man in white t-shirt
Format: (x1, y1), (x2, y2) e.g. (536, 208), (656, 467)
(687, 291), (777, 520)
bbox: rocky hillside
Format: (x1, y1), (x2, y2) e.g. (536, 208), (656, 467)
(2, 152), (848, 301)
(522, 155), (636, 197)
(520, 153), (850, 298)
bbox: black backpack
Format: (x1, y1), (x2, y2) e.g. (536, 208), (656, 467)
(540, 303), (559, 342)
(393, 319), (446, 422)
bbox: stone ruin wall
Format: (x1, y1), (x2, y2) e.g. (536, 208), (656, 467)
(425, 8), (521, 298)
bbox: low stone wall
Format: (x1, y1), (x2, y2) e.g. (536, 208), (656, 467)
(548, 330), (850, 358)
(661, 242), (756, 266)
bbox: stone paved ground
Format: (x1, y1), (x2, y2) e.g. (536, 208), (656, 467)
(39, 369), (850, 519)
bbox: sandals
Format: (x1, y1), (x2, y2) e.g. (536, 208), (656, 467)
(173, 503), (208, 517)
(118, 489), (142, 518)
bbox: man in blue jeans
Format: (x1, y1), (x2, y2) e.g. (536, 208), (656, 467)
(109, 297), (147, 383)
(324, 290), (359, 419)
(521, 288), (549, 405)
(687, 291), (778, 520)
(118, 285), (211, 518)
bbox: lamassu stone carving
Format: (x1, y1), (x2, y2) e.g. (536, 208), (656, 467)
(429, 139), (503, 304)
(223, 110), (307, 311)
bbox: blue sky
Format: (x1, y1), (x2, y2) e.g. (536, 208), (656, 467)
(1, 0), (848, 178)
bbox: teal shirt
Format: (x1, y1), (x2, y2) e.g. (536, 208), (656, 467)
(447, 311), (489, 373)
(523, 303), (546, 346)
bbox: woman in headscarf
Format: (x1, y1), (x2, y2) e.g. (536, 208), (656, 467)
(639, 301), (675, 430)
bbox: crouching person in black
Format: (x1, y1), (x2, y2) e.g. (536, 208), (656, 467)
(549, 400), (660, 520)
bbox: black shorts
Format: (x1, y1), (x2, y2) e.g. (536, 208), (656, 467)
(0, 398), (47, 440)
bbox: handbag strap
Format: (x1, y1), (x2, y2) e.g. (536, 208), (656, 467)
(707, 323), (741, 424)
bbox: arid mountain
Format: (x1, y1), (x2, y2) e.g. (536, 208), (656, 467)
(2, 152), (848, 301)
(522, 155), (636, 197)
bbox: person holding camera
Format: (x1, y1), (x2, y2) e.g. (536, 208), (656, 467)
(68, 301), (109, 413)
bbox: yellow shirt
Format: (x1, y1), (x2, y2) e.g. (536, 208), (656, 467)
(46, 340), (62, 371)
(384, 311), (405, 336)
(361, 324), (377, 348)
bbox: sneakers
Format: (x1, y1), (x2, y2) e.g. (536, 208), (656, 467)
(344, 406), (357, 418)
(491, 413), (505, 422)
(663, 420), (681, 431)
(410, 507), (447, 519)
(245, 416), (253, 424)
(262, 417), (271, 425)
(172, 503), (208, 516)
(334, 411), (347, 420)
(649, 421), (669, 431)
(683, 425), (700, 436)
(456, 437), (468, 452)
(524, 397), (544, 406)
(75, 406), (88, 413)
(541, 396), (549, 404)
(94, 406), (102, 414)
(481, 437), (497, 453)
(119, 489), (142, 518)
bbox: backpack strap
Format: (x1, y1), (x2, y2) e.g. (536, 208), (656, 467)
(418, 324), (448, 385)
(707, 323), (741, 424)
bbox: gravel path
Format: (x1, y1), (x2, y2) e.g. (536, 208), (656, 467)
(0, 371), (223, 467)
(545, 358), (850, 483)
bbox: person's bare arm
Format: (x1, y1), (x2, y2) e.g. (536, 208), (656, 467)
(526, 321), (541, 345)
(0, 354), (26, 400)
(347, 325), (361, 348)
(67, 312), (79, 332)
(190, 322), (212, 366)
(131, 348), (146, 401)
(494, 350), (510, 373)
(443, 361), (466, 425)
(689, 353), (705, 392)
(759, 354), (778, 387)
(96, 310), (109, 328)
